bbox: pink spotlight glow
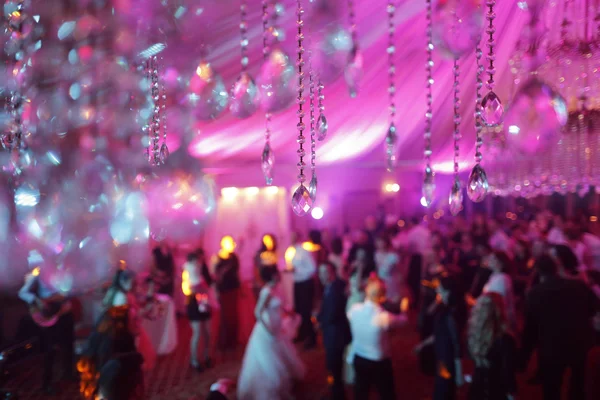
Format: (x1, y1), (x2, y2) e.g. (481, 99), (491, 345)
(311, 207), (324, 220)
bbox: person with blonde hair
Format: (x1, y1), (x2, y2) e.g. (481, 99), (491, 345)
(467, 292), (517, 400)
(347, 274), (407, 399)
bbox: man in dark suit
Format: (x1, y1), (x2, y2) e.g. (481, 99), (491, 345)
(318, 261), (351, 400)
(521, 254), (600, 400)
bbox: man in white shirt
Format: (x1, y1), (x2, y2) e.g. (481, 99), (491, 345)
(347, 276), (407, 399)
(291, 232), (317, 348)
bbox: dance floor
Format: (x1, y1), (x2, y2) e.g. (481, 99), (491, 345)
(2, 313), (550, 400)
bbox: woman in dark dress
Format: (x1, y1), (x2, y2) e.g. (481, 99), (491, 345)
(151, 244), (175, 296)
(253, 234), (279, 299)
(183, 250), (214, 370)
(467, 292), (516, 400)
(79, 269), (142, 399)
(415, 276), (466, 400)
(214, 235), (241, 352)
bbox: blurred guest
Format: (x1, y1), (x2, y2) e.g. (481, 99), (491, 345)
(456, 233), (480, 294)
(488, 219), (512, 255)
(318, 262), (351, 400)
(521, 255), (600, 400)
(308, 230), (329, 266)
(375, 235), (401, 305)
(482, 251), (517, 332)
(407, 217), (430, 309)
(18, 267), (75, 394)
(238, 269), (305, 399)
(253, 234), (279, 299)
(467, 293), (517, 400)
(183, 251), (214, 371)
(213, 236), (241, 352)
(547, 213), (567, 245)
(151, 243), (175, 297)
(415, 276), (465, 400)
(80, 269), (140, 399)
(550, 244), (581, 278)
(348, 276), (407, 399)
(95, 352), (144, 400)
(290, 232), (317, 349)
(471, 213), (489, 248)
(346, 246), (374, 310)
(329, 237), (346, 280)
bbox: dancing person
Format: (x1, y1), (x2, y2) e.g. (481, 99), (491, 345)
(183, 251), (213, 371)
(237, 268), (305, 399)
(18, 267), (75, 394)
(318, 261), (351, 400)
(95, 352), (144, 400)
(375, 235), (401, 305)
(213, 235), (241, 353)
(290, 232), (318, 349)
(328, 237), (346, 280)
(79, 269), (141, 399)
(348, 275), (407, 400)
(467, 293), (517, 400)
(482, 251), (517, 331)
(151, 243), (175, 297)
(521, 254), (600, 400)
(253, 234), (279, 299)
(415, 276), (465, 400)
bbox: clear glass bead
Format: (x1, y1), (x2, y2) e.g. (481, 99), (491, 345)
(449, 178), (463, 216)
(317, 113), (328, 141)
(261, 143), (275, 185)
(481, 91), (504, 126)
(159, 143), (169, 164)
(467, 164), (489, 202)
(308, 174), (317, 202)
(422, 168), (435, 207)
(291, 184), (313, 216)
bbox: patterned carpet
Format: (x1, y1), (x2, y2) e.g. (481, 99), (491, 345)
(1, 312), (551, 400)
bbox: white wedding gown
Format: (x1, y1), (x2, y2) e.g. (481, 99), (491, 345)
(237, 284), (305, 400)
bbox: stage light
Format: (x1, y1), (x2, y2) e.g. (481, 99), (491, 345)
(397, 220), (405, 227)
(420, 196), (428, 207)
(590, 216), (598, 222)
(384, 184), (393, 192)
(265, 186), (279, 195)
(221, 187), (239, 199)
(311, 207), (324, 220)
(245, 187), (259, 196)
(391, 183), (400, 192)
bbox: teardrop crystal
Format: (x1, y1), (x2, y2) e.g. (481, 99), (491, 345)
(261, 143), (275, 185)
(422, 167), (435, 207)
(344, 45), (363, 98)
(159, 143), (169, 164)
(317, 113), (328, 141)
(308, 174), (317, 202)
(481, 91), (504, 126)
(449, 178), (463, 216)
(291, 184), (313, 216)
(385, 122), (397, 146)
(230, 72), (260, 119)
(467, 164), (489, 202)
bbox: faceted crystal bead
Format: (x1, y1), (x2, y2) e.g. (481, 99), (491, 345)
(317, 113), (328, 141)
(481, 91), (504, 126)
(385, 123), (397, 146)
(467, 164), (489, 202)
(448, 178), (463, 216)
(308, 174), (317, 202)
(422, 168), (435, 207)
(229, 72), (259, 119)
(159, 143), (169, 164)
(261, 143), (275, 185)
(344, 45), (363, 98)
(291, 184), (313, 216)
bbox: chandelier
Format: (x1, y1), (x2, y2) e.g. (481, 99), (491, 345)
(486, 0), (600, 198)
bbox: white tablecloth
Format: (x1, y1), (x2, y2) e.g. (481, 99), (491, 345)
(141, 294), (177, 355)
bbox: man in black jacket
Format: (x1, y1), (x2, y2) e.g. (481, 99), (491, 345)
(521, 254), (600, 400)
(318, 262), (351, 400)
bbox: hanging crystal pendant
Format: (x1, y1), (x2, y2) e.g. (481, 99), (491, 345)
(386, 122), (397, 172)
(317, 113), (328, 141)
(308, 173), (317, 202)
(261, 143), (275, 185)
(481, 91), (504, 126)
(449, 178), (463, 216)
(159, 143), (169, 164)
(467, 163), (489, 202)
(291, 184), (313, 216)
(344, 45), (363, 98)
(422, 166), (435, 207)
(230, 72), (260, 119)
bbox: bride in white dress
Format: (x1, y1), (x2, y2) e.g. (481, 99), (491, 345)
(237, 269), (305, 400)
